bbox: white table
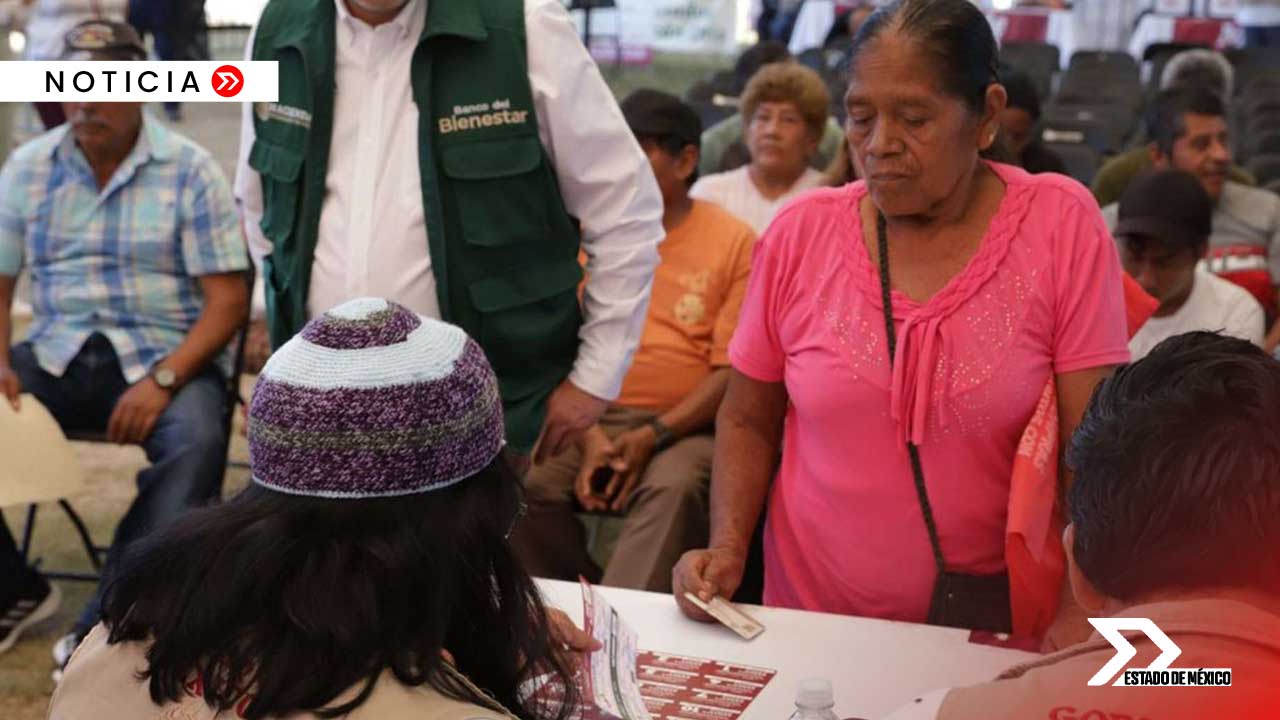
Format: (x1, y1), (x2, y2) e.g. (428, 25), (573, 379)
(537, 580), (1037, 720)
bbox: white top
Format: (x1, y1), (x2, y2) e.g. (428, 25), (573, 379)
(534, 580), (1035, 720)
(235, 0), (665, 402)
(20, 0), (127, 60)
(690, 165), (826, 235)
(1129, 270), (1265, 361)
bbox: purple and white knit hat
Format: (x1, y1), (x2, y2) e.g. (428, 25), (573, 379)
(248, 298), (505, 498)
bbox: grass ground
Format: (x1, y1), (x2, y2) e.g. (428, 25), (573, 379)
(0, 50), (731, 717)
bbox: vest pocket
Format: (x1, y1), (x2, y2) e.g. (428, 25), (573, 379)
(468, 260), (583, 399)
(248, 138), (303, 253)
(440, 136), (551, 248)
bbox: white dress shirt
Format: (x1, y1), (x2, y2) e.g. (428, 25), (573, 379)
(235, 0), (664, 402)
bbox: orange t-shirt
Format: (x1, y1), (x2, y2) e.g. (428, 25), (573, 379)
(615, 200), (757, 411)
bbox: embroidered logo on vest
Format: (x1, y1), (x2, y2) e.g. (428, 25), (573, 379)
(255, 102), (312, 129)
(438, 97), (529, 134)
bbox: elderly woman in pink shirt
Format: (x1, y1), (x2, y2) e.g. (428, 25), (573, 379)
(674, 0), (1130, 632)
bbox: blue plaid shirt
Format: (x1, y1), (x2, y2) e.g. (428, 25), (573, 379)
(0, 116), (248, 383)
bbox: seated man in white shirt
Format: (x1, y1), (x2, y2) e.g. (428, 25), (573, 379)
(1116, 170), (1264, 360)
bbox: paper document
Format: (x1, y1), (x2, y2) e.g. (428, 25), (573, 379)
(581, 578), (652, 720)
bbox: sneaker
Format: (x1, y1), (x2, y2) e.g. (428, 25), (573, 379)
(0, 573), (61, 655)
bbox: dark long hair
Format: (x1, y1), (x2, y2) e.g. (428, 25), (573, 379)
(101, 454), (576, 720)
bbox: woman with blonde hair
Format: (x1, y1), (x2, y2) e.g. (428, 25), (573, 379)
(691, 61), (830, 233)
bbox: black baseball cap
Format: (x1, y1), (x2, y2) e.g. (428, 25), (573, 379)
(61, 20), (147, 61)
(620, 89), (702, 149)
(1115, 169), (1214, 250)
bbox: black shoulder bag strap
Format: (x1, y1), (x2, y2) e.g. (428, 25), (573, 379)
(875, 211), (1012, 634)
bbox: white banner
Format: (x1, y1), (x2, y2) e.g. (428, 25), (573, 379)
(583, 0), (745, 55)
(0, 61), (279, 102)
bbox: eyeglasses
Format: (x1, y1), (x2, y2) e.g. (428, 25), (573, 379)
(505, 500), (528, 541)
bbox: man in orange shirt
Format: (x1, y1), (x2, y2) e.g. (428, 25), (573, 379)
(513, 90), (757, 592)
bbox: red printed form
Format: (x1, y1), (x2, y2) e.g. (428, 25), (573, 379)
(561, 580), (776, 720)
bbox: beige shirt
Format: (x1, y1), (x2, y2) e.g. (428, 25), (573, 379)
(49, 624), (518, 720)
(884, 599), (1280, 720)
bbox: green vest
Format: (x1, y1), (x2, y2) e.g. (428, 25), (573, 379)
(249, 0), (584, 453)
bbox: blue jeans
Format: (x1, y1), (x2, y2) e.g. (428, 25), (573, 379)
(1245, 25), (1280, 49)
(10, 334), (228, 635)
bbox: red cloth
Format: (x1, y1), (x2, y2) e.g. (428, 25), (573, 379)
(1173, 17), (1231, 47)
(1006, 273), (1156, 642)
(998, 12), (1051, 44)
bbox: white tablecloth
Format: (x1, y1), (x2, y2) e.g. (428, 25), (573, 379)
(537, 579), (1037, 720)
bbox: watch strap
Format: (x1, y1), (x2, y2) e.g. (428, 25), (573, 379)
(647, 417), (675, 451)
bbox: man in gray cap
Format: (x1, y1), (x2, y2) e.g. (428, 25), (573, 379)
(0, 19), (249, 670)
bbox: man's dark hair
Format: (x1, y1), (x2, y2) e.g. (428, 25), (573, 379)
(733, 40), (791, 92)
(1067, 332), (1280, 601)
(1145, 86), (1227, 157)
(636, 134), (700, 187)
(101, 456), (576, 720)
(850, 0), (999, 115)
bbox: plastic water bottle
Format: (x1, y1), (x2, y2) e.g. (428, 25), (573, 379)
(789, 678), (839, 720)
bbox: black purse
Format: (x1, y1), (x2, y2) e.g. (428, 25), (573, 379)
(874, 212), (1013, 635)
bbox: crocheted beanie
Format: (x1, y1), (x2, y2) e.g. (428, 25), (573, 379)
(248, 298), (505, 498)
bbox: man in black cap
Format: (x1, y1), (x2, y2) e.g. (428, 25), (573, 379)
(0, 19), (248, 670)
(513, 89), (758, 592)
(1118, 169), (1265, 359)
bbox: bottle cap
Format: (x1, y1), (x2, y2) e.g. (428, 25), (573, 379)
(796, 678), (834, 709)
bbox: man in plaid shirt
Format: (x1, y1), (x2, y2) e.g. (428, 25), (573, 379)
(0, 20), (248, 662)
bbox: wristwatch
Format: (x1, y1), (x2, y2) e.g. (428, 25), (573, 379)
(647, 417), (674, 451)
(150, 365), (177, 391)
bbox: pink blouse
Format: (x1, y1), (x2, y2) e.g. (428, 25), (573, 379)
(728, 162), (1130, 621)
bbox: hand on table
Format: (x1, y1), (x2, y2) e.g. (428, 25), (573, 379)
(535, 380), (609, 464)
(0, 364), (21, 411)
(672, 546), (748, 623)
(107, 379), (173, 445)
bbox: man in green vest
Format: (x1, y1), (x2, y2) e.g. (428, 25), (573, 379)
(235, 0), (665, 464)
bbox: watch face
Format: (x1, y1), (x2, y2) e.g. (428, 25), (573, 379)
(154, 368), (176, 388)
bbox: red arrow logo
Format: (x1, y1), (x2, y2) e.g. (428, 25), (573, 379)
(212, 65), (244, 98)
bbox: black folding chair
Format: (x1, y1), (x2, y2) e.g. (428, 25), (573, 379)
(19, 268), (256, 583)
(1069, 50), (1140, 76)
(1041, 104), (1133, 156)
(1043, 140), (1101, 185)
(1247, 153), (1280, 187)
(1000, 42), (1060, 100)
